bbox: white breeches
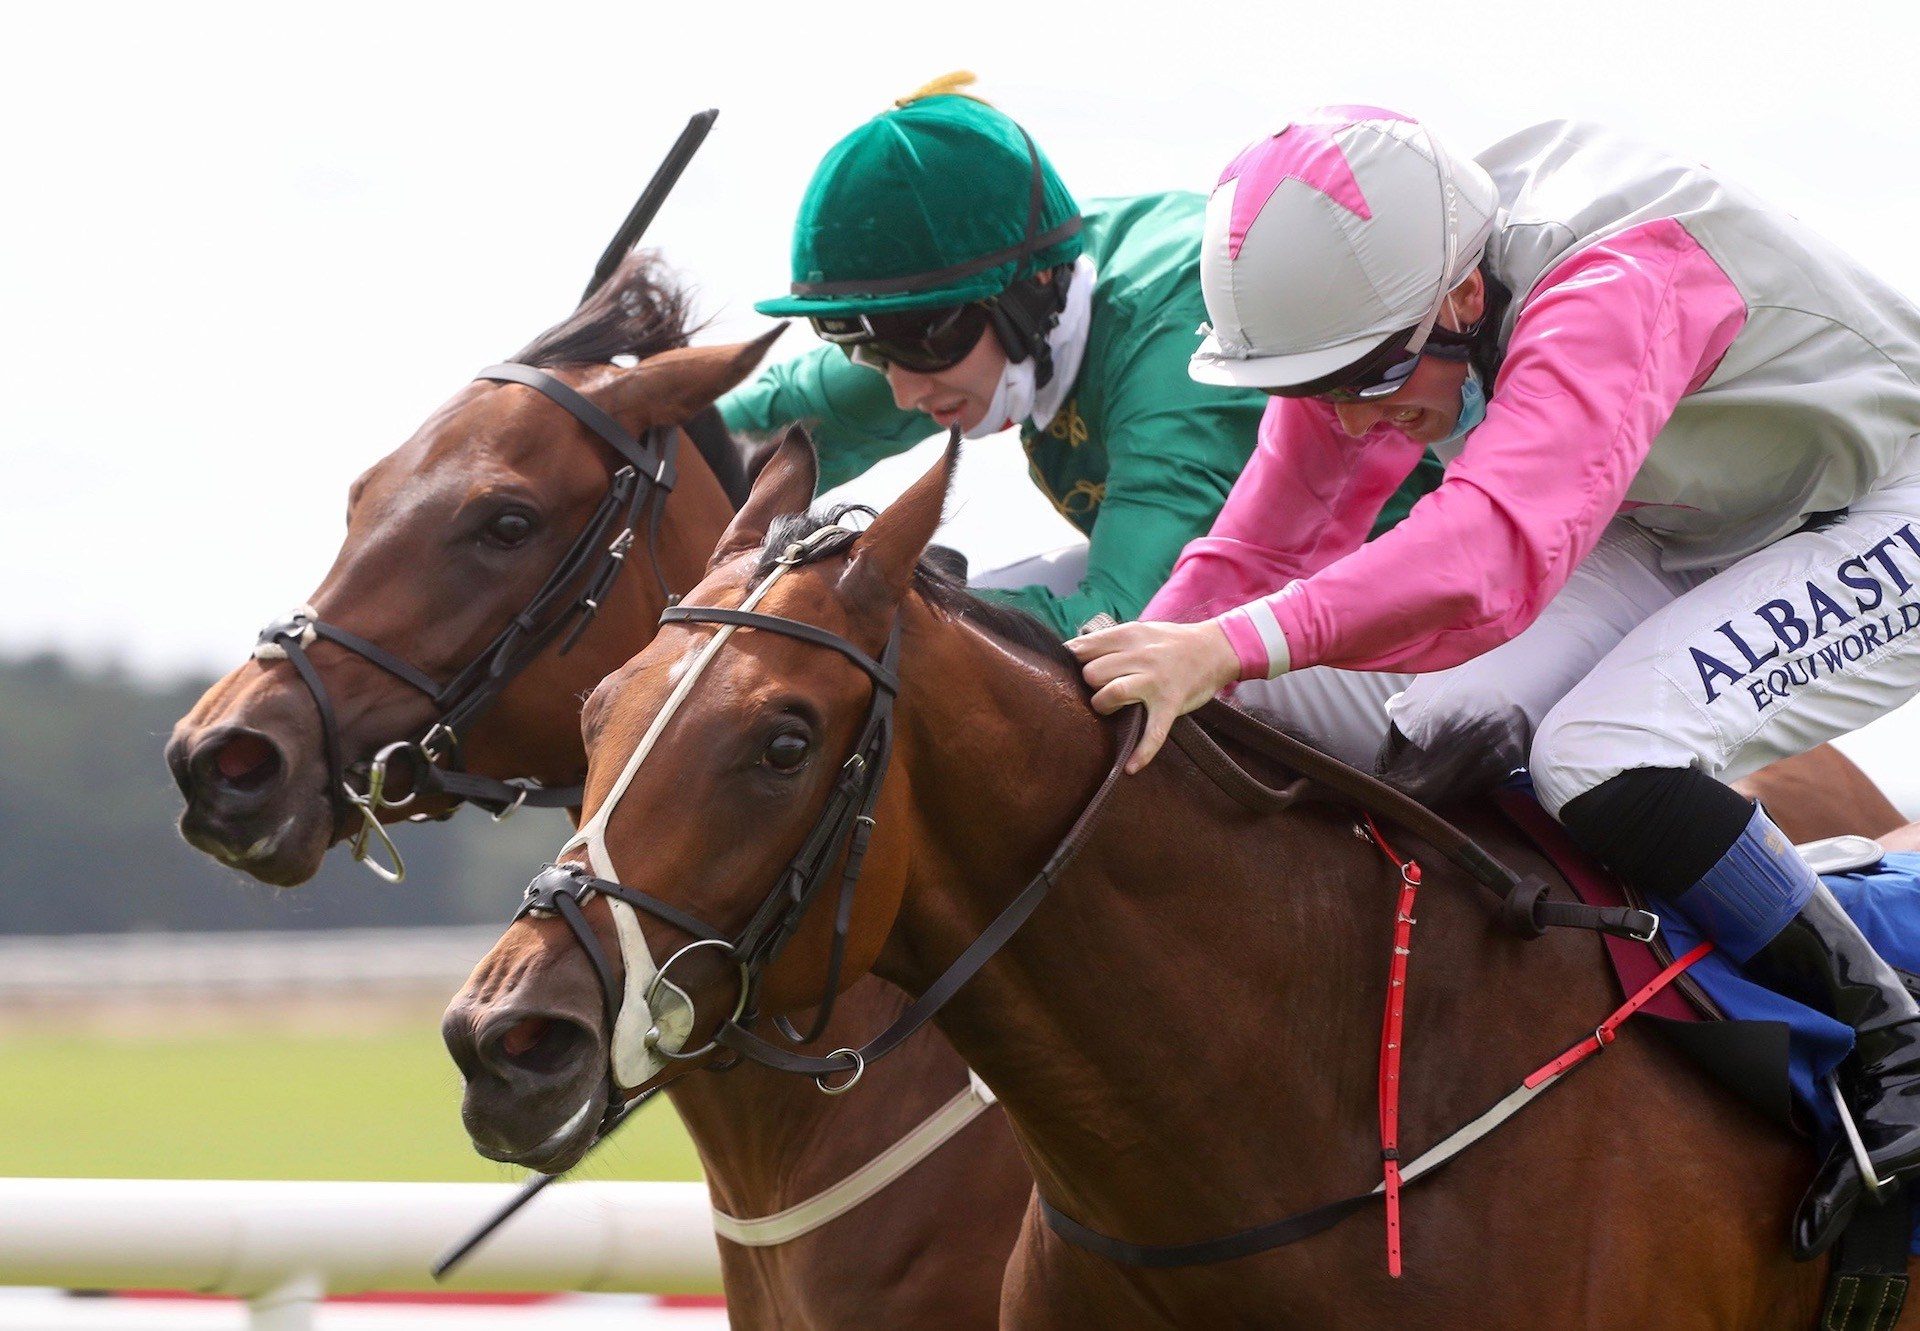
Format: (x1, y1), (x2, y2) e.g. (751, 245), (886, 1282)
(1231, 473), (1920, 817)
(971, 542), (1090, 596)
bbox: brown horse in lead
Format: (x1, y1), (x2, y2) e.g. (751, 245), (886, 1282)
(481, 433), (1918, 1328)
(167, 259), (1028, 1328)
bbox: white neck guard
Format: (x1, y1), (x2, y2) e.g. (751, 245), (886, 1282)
(964, 254), (1098, 440)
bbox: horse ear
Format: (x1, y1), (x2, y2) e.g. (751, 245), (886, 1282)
(841, 431), (960, 608)
(708, 426), (818, 570)
(600, 325), (786, 426)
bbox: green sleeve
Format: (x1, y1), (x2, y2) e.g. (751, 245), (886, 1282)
(979, 327), (1261, 638)
(717, 345), (943, 492)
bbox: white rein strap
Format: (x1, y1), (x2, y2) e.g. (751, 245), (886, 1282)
(713, 1071), (999, 1247)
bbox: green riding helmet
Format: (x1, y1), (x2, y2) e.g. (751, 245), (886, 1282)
(756, 76), (1084, 319)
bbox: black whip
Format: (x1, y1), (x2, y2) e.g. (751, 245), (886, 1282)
(581, 108), (719, 304)
(431, 1085), (664, 1280)
(436, 104), (717, 1283)
(435, 104), (721, 1282)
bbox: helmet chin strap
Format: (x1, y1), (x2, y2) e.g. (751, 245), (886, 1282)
(965, 357), (1036, 440)
(1403, 121), (1463, 360)
(967, 255), (1096, 440)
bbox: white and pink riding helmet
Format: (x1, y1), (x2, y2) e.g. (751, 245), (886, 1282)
(1189, 106), (1500, 392)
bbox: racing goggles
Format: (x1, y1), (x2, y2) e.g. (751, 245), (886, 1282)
(811, 302), (991, 375)
(1273, 319), (1481, 404)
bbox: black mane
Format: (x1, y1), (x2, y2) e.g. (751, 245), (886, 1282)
(755, 506), (1081, 672)
(749, 510), (1348, 773)
(513, 250), (696, 368)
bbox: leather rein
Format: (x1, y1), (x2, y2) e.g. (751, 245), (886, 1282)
(507, 521), (1676, 1278)
(515, 516), (1654, 1113)
(253, 362), (729, 882)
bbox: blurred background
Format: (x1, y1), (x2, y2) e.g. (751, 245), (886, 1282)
(2, 0), (1918, 1210)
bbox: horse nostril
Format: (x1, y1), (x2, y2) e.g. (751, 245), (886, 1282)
(501, 1017), (547, 1059)
(216, 733), (278, 788)
(199, 730), (283, 796)
(483, 1014), (594, 1080)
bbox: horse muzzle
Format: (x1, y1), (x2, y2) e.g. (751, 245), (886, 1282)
(446, 999), (610, 1173)
(167, 715), (335, 886)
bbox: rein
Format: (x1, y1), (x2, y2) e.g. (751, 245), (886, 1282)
(1172, 703), (1659, 943)
(508, 513), (1684, 1280)
(253, 367), (720, 882)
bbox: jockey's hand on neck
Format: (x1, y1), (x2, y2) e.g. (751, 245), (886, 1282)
(1067, 620), (1243, 773)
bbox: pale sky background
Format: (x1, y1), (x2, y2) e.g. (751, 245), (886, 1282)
(7, 1), (1920, 805)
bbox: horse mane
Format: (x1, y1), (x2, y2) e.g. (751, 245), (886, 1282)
(513, 250), (697, 368)
(756, 506), (1081, 672)
(755, 508), (1353, 776)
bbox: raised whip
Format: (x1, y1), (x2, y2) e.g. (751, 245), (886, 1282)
(434, 106), (719, 1281)
(581, 108), (718, 305)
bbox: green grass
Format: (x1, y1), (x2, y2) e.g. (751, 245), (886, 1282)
(0, 1023), (702, 1182)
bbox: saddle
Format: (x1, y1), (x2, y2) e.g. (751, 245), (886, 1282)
(1173, 701), (1913, 1331)
(1500, 790), (1920, 1331)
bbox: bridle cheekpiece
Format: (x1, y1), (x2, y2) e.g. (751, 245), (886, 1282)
(252, 363), (681, 881)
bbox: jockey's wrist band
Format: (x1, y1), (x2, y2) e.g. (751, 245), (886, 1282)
(1217, 603), (1291, 680)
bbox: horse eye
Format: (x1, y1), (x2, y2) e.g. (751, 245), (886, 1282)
(763, 731), (811, 773)
(482, 509), (536, 549)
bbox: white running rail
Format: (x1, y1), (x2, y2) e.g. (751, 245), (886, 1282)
(0, 1179), (721, 1330)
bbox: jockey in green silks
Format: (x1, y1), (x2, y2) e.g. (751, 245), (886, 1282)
(721, 74), (1444, 639)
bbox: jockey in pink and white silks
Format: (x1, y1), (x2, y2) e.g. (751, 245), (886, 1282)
(1068, 108), (1920, 1255)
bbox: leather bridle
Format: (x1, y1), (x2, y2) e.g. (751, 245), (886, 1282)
(254, 362), (687, 882)
(507, 508), (1663, 1110)
(515, 511), (1143, 1106)
(479, 495), (1677, 1281)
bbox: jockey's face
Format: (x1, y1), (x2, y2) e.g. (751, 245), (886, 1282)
(884, 324), (1008, 434)
(1330, 272), (1486, 443)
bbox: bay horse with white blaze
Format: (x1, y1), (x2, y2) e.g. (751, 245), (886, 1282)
(168, 258), (1028, 1328)
(482, 431), (1919, 1328)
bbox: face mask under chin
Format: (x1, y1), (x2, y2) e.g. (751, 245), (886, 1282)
(965, 355), (1038, 440)
(1436, 370), (1487, 450)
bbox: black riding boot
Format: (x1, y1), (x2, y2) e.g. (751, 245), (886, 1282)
(1562, 773), (1920, 1261)
(1748, 884), (1920, 1258)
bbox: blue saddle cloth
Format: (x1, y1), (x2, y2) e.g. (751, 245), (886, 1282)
(1656, 851), (1920, 1249)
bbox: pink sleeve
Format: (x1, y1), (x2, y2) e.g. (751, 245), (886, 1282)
(1220, 217), (1746, 678)
(1143, 396), (1425, 632)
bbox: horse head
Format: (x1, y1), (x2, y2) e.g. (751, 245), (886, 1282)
(168, 254), (776, 886)
(442, 429), (995, 1170)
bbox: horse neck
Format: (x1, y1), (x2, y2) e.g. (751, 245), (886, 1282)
(660, 976), (983, 1219)
(877, 605), (1390, 1234)
(460, 423), (738, 790)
